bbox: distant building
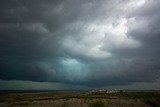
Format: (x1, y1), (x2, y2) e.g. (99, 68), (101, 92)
(90, 89), (120, 94)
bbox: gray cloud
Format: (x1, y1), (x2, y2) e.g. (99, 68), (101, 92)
(0, 0), (160, 89)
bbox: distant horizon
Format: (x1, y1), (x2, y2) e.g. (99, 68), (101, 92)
(0, 89), (160, 91)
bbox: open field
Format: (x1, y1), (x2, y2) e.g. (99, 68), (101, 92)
(0, 91), (160, 107)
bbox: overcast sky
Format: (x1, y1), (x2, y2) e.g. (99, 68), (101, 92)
(0, 0), (160, 90)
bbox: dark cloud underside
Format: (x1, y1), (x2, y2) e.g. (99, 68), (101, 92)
(0, 0), (160, 89)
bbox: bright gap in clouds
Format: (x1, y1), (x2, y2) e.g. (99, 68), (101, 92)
(124, 0), (146, 10)
(134, 0), (146, 7)
(63, 17), (141, 59)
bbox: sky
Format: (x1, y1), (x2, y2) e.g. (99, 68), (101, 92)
(0, 0), (160, 90)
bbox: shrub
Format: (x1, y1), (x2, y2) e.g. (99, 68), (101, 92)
(89, 99), (105, 107)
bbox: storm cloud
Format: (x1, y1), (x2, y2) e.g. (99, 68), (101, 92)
(0, 0), (160, 89)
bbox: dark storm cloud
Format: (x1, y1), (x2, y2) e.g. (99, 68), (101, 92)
(0, 0), (160, 88)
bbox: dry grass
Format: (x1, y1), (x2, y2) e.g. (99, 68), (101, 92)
(0, 91), (159, 107)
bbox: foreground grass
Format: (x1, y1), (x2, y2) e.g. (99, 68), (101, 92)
(0, 91), (159, 107)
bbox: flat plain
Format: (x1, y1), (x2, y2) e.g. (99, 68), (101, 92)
(0, 91), (160, 107)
